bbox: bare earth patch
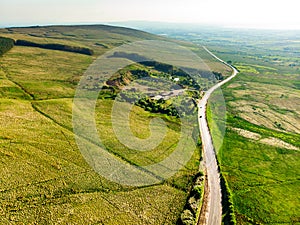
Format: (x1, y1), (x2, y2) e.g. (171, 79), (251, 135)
(260, 137), (299, 151)
(230, 127), (299, 151)
(227, 80), (300, 134)
(228, 100), (300, 134)
(227, 83), (242, 89)
(230, 127), (261, 140)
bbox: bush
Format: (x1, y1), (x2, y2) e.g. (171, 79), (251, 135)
(180, 209), (195, 225)
(213, 71), (224, 81)
(0, 37), (14, 55)
(191, 185), (202, 199)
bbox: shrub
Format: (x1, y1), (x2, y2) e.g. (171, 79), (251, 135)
(180, 209), (195, 225)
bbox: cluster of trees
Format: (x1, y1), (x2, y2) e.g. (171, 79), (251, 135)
(15, 40), (94, 55)
(109, 56), (202, 90)
(213, 71), (224, 81)
(179, 172), (204, 225)
(130, 69), (149, 80)
(98, 86), (118, 99)
(0, 37), (15, 55)
(141, 61), (201, 89)
(98, 60), (224, 120)
(136, 97), (179, 117)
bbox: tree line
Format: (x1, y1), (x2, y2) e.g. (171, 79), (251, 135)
(15, 39), (94, 55)
(0, 37), (15, 55)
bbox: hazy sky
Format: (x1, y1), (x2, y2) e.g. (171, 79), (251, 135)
(1, 0), (299, 29)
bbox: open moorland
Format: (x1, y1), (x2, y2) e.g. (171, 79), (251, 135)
(148, 25), (300, 224)
(0, 25), (230, 224)
(192, 30), (300, 224)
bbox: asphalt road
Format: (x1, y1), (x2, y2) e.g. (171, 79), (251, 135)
(198, 46), (238, 225)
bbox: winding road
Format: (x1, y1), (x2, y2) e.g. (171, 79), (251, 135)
(198, 46), (238, 225)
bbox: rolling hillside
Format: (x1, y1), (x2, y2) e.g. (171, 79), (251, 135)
(0, 25), (230, 224)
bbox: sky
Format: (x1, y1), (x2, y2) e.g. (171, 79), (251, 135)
(1, 0), (300, 29)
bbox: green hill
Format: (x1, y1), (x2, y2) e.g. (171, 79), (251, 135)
(0, 25), (229, 224)
(0, 25), (162, 56)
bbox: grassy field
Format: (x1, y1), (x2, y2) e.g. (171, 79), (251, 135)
(219, 66), (299, 224)
(90, 25), (300, 224)
(160, 27), (299, 224)
(0, 25), (231, 224)
(201, 33), (300, 224)
(156, 26), (299, 223)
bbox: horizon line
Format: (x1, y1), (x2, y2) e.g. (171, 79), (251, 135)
(1, 21), (300, 31)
